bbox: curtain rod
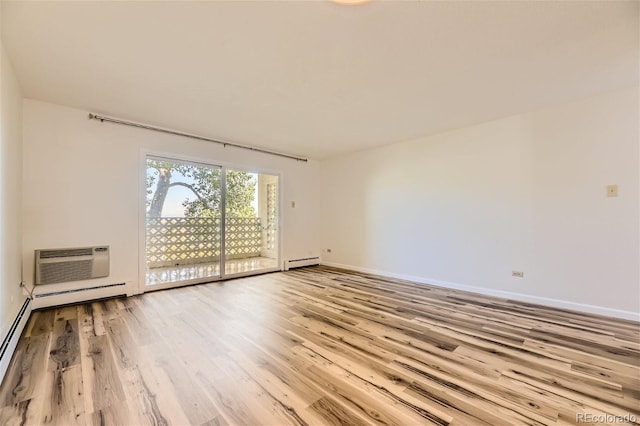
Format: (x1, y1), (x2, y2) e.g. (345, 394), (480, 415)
(88, 113), (308, 162)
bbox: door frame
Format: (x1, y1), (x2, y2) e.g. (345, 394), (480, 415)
(138, 149), (283, 294)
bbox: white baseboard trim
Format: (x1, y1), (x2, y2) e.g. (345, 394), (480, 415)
(0, 298), (32, 383)
(320, 261), (639, 322)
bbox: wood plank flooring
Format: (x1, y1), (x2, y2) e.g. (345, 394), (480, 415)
(0, 266), (638, 425)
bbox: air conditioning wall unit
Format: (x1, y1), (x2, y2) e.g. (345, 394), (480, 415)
(35, 246), (110, 285)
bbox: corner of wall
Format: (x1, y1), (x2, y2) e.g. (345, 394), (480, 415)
(0, 37), (28, 349)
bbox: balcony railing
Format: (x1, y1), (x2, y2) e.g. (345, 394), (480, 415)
(146, 216), (262, 268)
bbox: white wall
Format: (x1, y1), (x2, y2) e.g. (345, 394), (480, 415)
(321, 87), (639, 319)
(0, 42), (26, 339)
(22, 100), (320, 295)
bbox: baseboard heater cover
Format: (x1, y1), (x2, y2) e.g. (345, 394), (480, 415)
(34, 282), (126, 298)
(286, 257), (320, 270)
(0, 298), (30, 362)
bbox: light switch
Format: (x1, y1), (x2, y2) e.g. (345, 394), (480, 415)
(291, 201), (296, 208)
(606, 185), (618, 197)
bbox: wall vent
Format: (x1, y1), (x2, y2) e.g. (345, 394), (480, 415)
(285, 257), (320, 270)
(35, 246), (110, 285)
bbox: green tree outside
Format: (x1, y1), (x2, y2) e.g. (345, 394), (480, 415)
(146, 160), (256, 218)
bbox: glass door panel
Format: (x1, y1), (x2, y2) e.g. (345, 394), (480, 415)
(224, 170), (279, 276)
(145, 157), (222, 288)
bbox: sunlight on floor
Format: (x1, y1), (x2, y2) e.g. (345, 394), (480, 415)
(146, 256), (278, 285)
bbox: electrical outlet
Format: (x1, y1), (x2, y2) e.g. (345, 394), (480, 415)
(512, 270), (524, 278)
(606, 185), (618, 197)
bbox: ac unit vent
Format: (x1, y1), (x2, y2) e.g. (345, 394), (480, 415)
(35, 246), (110, 285)
(39, 248), (93, 258)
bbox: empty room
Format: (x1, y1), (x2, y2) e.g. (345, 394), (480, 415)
(0, 0), (638, 425)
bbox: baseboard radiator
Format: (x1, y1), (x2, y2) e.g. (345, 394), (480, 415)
(285, 257), (320, 270)
(0, 298), (31, 381)
(33, 282), (126, 299)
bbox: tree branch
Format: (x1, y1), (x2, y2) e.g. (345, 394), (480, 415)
(168, 182), (211, 210)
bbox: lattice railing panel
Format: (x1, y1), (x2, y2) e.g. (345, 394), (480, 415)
(146, 217), (222, 267)
(146, 216), (263, 268)
(225, 217), (262, 259)
(266, 183), (277, 251)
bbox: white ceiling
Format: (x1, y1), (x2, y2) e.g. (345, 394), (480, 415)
(2, 1), (638, 159)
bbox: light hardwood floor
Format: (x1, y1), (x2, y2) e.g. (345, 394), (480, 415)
(0, 266), (638, 425)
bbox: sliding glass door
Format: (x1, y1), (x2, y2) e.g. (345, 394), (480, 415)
(143, 156), (279, 290)
(144, 157), (223, 288)
(224, 169), (279, 276)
